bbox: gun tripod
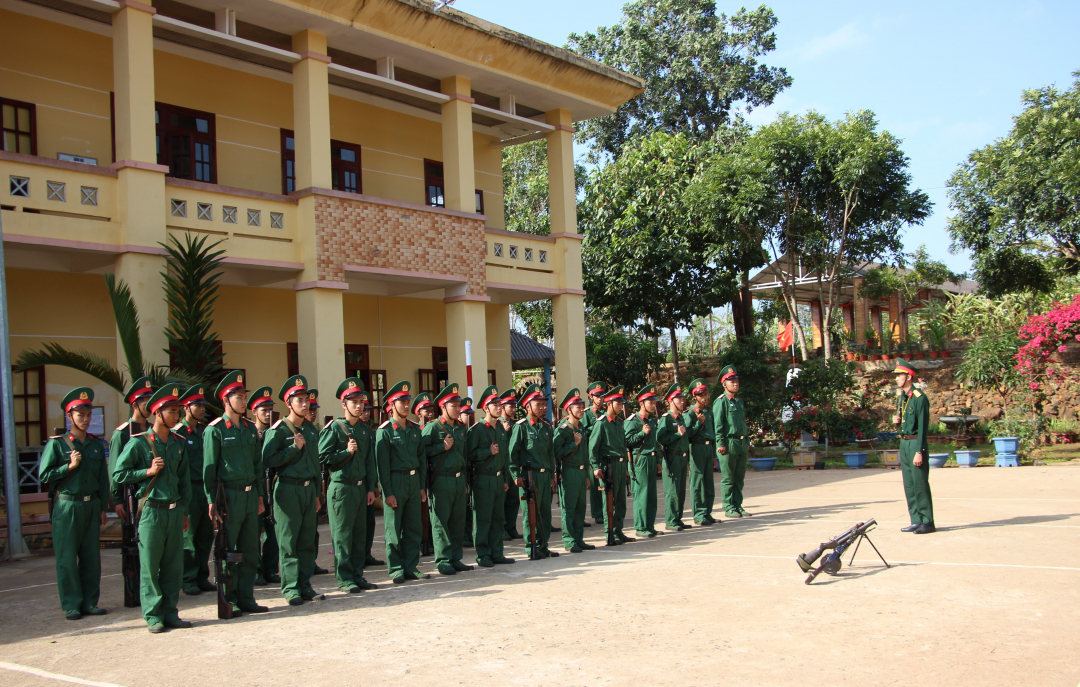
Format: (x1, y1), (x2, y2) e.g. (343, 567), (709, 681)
(798, 518), (889, 585)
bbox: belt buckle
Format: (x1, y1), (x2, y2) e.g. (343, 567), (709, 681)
(455, 472), (460, 478)
(409, 470), (416, 475)
(540, 468), (546, 472)
(619, 458), (624, 462)
(82, 495), (91, 502)
(705, 441), (712, 445)
(496, 471), (501, 476)
(356, 480), (363, 486)
(168, 502), (176, 510)
(649, 452), (654, 456)
(303, 480), (311, 487)
(244, 485), (252, 492)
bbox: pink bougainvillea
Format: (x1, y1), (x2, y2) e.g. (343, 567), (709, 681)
(1015, 295), (1080, 405)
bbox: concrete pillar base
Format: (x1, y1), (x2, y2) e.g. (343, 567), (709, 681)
(296, 287), (345, 391)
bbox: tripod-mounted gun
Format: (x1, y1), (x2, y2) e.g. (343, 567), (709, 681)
(797, 518), (888, 585)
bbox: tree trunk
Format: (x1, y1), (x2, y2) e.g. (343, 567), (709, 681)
(731, 296), (746, 339)
(741, 271), (754, 336)
(669, 327), (680, 384)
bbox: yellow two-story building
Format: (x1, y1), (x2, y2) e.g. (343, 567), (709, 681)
(0, 0), (642, 442)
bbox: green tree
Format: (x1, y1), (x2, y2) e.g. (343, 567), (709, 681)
(711, 333), (784, 434)
(585, 323), (666, 393)
(580, 131), (738, 381)
(947, 71), (1080, 297)
(162, 234), (226, 380)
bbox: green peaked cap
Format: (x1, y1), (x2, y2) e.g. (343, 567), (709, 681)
(559, 387), (584, 410)
(307, 389), (319, 408)
(214, 370), (247, 401)
(477, 385), (500, 408)
(411, 392), (432, 415)
(61, 387), (94, 413)
(180, 385), (207, 405)
(586, 381), (608, 396)
(688, 378), (709, 396)
(336, 377), (366, 401)
(460, 397), (474, 413)
(278, 375), (309, 402)
(719, 365), (738, 382)
(124, 376), (154, 405)
(434, 382), (462, 407)
(148, 384), (183, 414)
(635, 384), (658, 403)
(248, 386), (274, 410)
(384, 380), (413, 409)
(662, 383), (684, 403)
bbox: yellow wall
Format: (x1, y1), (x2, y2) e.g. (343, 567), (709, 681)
(486, 303), (512, 389)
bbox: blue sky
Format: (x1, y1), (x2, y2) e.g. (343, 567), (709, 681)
(456, 0), (1080, 274)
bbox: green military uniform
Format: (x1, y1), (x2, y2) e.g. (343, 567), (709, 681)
(624, 385), (660, 537)
(583, 381), (608, 525)
(177, 386), (214, 595)
(500, 390), (521, 539)
(363, 399), (383, 568)
(685, 379), (718, 525)
(466, 386), (513, 566)
(460, 397), (475, 548)
(111, 386), (191, 631)
(509, 383), (557, 557)
(108, 377), (154, 508)
(898, 377), (935, 529)
(262, 376), (322, 604)
(319, 378), (378, 592)
(203, 373), (266, 613)
(306, 390), (330, 577)
(248, 386), (280, 584)
(422, 383), (472, 574)
(554, 388), (591, 552)
(412, 392), (436, 554)
(657, 383), (691, 530)
(39, 387), (109, 619)
(376, 380), (428, 582)
(588, 386), (631, 543)
(713, 366), (749, 517)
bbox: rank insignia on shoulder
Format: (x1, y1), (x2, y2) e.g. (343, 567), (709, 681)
(378, 420), (391, 429)
(271, 419), (284, 429)
(324, 419), (335, 429)
(913, 390), (923, 397)
(208, 417), (223, 426)
(516, 418), (527, 425)
(116, 422), (129, 431)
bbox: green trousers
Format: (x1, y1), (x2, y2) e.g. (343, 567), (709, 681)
(224, 488), (259, 606)
(663, 451), (690, 528)
(472, 473), (506, 562)
(328, 480), (370, 589)
(597, 460), (629, 537)
(689, 443), (716, 522)
(51, 496), (102, 613)
(632, 453), (658, 535)
(182, 483), (212, 589)
(260, 509), (279, 578)
(559, 466), (588, 549)
(900, 440), (935, 525)
(503, 471), (520, 536)
(365, 502), (376, 560)
(384, 471), (423, 578)
(719, 439), (748, 513)
(430, 473), (467, 567)
(273, 480), (318, 600)
(519, 471), (553, 554)
(589, 479), (605, 524)
(137, 503), (184, 626)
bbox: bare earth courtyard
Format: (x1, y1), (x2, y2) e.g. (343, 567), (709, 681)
(2, 465), (1078, 687)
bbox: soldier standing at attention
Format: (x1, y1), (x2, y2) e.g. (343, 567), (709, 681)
(554, 388), (593, 553)
(39, 387), (109, 620)
(304, 389), (331, 576)
(361, 399), (384, 569)
(684, 379), (718, 525)
(319, 378), (378, 593)
(376, 381), (430, 583)
(582, 382), (607, 527)
(625, 386), (660, 539)
(500, 389), (522, 540)
(657, 384), (692, 532)
(893, 363), (935, 534)
(466, 386), (515, 567)
(459, 396), (475, 547)
(412, 393), (435, 426)
(203, 372), (268, 615)
(422, 384), (472, 575)
(112, 386), (191, 633)
(178, 386), (215, 597)
(588, 386), (633, 544)
(109, 377), (154, 519)
(460, 398), (475, 426)
(249, 387), (280, 586)
(262, 376), (323, 605)
(509, 384), (558, 558)
(713, 366), (750, 518)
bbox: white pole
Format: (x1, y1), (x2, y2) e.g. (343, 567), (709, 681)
(1, 210), (30, 559)
(464, 340), (473, 400)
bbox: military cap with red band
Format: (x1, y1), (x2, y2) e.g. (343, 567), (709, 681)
(560, 387), (584, 411)
(307, 389), (320, 410)
(148, 385), (183, 414)
(460, 397), (474, 414)
(123, 376), (154, 405)
(478, 385), (501, 409)
(180, 385), (206, 406)
(248, 386), (274, 410)
(587, 381), (608, 397)
(384, 380), (412, 409)
(894, 363), (917, 376)
(499, 389), (517, 405)
(411, 392), (433, 415)
(689, 378), (709, 397)
(278, 375), (309, 402)
(603, 385), (625, 403)
(663, 383), (684, 403)
(215, 370), (248, 402)
(719, 365), (738, 383)
(519, 383), (545, 407)
(434, 383), (462, 407)
(61, 387), (94, 414)
(336, 377), (366, 401)
(635, 384), (658, 403)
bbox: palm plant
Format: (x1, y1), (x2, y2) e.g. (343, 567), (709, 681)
(162, 234), (226, 381)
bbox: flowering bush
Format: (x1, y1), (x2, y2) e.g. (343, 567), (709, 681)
(1015, 294), (1080, 408)
(781, 403), (879, 444)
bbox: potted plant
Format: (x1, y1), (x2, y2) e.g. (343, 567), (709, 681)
(928, 453), (949, 468)
(880, 336), (893, 361)
(748, 456), (778, 471)
(927, 321), (949, 359)
(954, 449), (980, 467)
(1048, 419), (1078, 444)
(843, 451), (868, 469)
(869, 345), (882, 362)
(863, 327), (877, 350)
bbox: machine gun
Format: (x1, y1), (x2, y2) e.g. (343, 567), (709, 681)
(521, 461), (539, 559)
(797, 518), (888, 585)
(120, 483), (140, 607)
(601, 457), (617, 547)
(212, 479), (242, 619)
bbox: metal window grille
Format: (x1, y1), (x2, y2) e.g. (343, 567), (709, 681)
(10, 176), (29, 197)
(80, 186), (98, 205)
(270, 212), (284, 228)
(539, 250), (547, 263)
(46, 180), (65, 201)
(223, 206), (237, 223)
(197, 202), (212, 220)
(247, 209), (260, 226)
(509, 245), (518, 259)
(493, 243), (503, 257)
(170, 199), (187, 217)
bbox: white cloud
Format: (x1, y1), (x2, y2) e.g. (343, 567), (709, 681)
(794, 22), (868, 61)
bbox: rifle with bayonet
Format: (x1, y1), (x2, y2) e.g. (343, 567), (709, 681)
(120, 481), (140, 607)
(212, 478), (241, 619)
(602, 456), (617, 546)
(521, 460), (539, 559)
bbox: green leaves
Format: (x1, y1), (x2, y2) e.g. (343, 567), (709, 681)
(585, 324), (666, 393)
(14, 343), (126, 393)
(161, 234), (226, 382)
(105, 273), (145, 380)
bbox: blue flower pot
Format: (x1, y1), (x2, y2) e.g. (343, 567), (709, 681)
(996, 453), (1020, 467)
(748, 457), (777, 472)
(928, 453), (949, 469)
(877, 431), (898, 442)
(992, 437), (1020, 453)
(954, 450), (980, 468)
(843, 452), (868, 469)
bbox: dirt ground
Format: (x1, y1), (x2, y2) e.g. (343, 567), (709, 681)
(2, 464), (1078, 687)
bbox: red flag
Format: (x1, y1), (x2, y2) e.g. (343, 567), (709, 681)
(777, 321), (794, 351)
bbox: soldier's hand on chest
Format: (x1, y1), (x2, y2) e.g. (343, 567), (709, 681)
(490, 442), (499, 455)
(68, 449), (82, 469)
(642, 423), (651, 435)
(347, 437), (358, 454)
(443, 434), (454, 450)
(293, 432), (306, 450)
(147, 455), (165, 476)
(677, 424), (686, 436)
(573, 431), (582, 446)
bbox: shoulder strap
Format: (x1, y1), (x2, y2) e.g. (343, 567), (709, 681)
(135, 434), (164, 521)
(329, 419), (356, 472)
(49, 435), (80, 496)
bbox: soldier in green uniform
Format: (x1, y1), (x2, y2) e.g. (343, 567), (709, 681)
(588, 386), (633, 544)
(412, 392), (435, 426)
(459, 396), (475, 547)
(39, 387), (109, 620)
(178, 386), (215, 596)
(625, 386), (660, 538)
(500, 389), (522, 540)
(583, 382), (607, 527)
(892, 363), (935, 534)
(713, 366), (750, 518)
(109, 376), (154, 519)
(249, 387), (280, 585)
(466, 386), (515, 567)
(112, 386), (192, 633)
(422, 383), (472, 575)
(203, 372), (268, 615)
(262, 376), (324, 605)
(554, 388), (594, 553)
(376, 381), (430, 583)
(319, 377), (378, 593)
(657, 383), (692, 531)
(361, 399), (384, 569)
(509, 384), (558, 558)
(304, 389), (331, 576)
(685, 379), (718, 525)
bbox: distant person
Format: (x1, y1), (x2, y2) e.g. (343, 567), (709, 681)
(893, 364), (935, 534)
(714, 366), (750, 518)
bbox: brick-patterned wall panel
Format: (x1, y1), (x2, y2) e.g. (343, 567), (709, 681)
(315, 195), (486, 296)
